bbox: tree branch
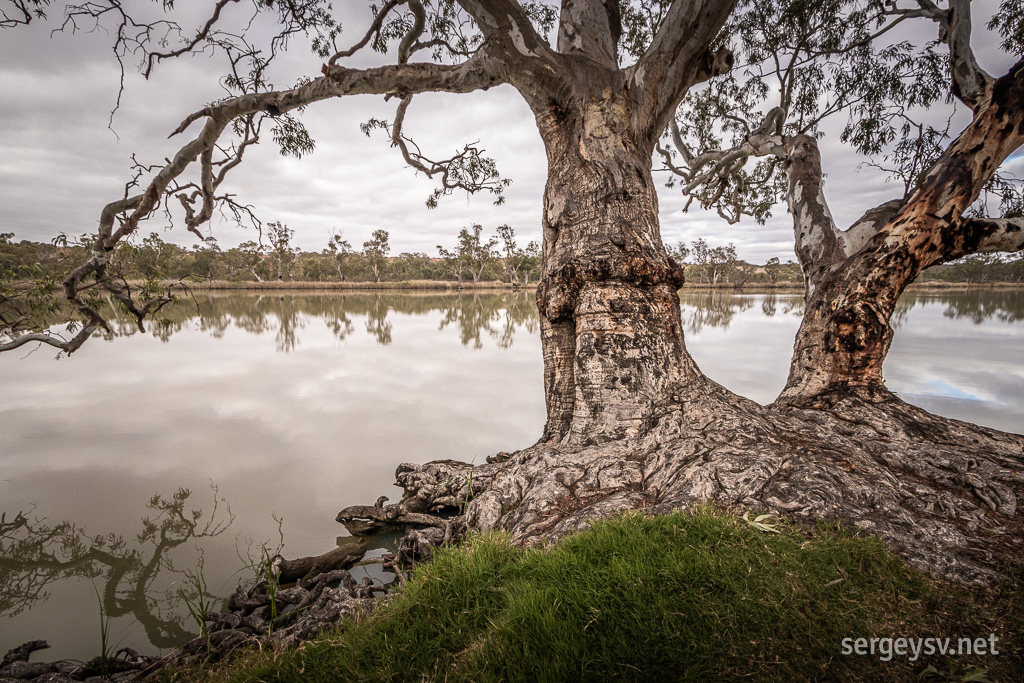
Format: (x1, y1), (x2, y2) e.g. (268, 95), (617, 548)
(556, 0), (619, 68)
(878, 58), (1024, 268)
(327, 0), (402, 66)
(0, 325), (98, 355)
(0, 0), (49, 27)
(912, 0), (995, 111)
(27, 53), (505, 358)
(633, 0), (737, 134)
(454, 0), (559, 85)
(941, 217), (1024, 261)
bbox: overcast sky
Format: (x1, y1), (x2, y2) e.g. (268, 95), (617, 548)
(0, 1), (1020, 264)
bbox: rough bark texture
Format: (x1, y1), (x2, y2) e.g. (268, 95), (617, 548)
(351, 3), (1024, 589)
(524, 0), (733, 446)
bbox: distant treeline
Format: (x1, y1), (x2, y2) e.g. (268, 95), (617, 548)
(1, 228), (1021, 288)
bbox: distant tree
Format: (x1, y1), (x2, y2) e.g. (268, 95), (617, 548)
(763, 257), (781, 286)
(458, 224), (498, 283)
(189, 238), (222, 281)
(436, 243), (465, 284)
(708, 243), (738, 285)
(666, 241), (691, 264)
(325, 231), (352, 281)
(689, 238), (711, 284)
(521, 241), (541, 286)
(391, 252), (434, 281)
(362, 229), (390, 283)
(0, 232), (13, 245)
(496, 224), (529, 285)
(266, 222), (297, 281)
(236, 241), (265, 282)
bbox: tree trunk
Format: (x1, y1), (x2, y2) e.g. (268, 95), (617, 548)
(533, 88), (698, 447)
(776, 61), (1024, 404)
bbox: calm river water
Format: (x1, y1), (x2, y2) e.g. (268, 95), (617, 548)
(1, 288), (1022, 659)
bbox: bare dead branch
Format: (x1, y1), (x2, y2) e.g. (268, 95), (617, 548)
(0, 325), (98, 355)
(327, 0), (402, 66)
(142, 0), (242, 79)
(0, 0), (49, 27)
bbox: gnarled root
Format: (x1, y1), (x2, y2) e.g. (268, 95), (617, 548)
(391, 387), (1024, 585)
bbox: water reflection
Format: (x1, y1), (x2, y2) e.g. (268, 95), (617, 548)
(679, 290), (803, 335)
(86, 290), (540, 353)
(439, 292), (539, 349)
(680, 288), (1024, 333)
(1, 487), (233, 650)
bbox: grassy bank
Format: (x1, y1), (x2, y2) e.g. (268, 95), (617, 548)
(160, 508), (1021, 682)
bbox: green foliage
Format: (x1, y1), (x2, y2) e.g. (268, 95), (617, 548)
(168, 507), (1022, 683)
(668, 0), (1010, 223)
(363, 229), (391, 283)
(272, 115), (316, 159)
(988, 0), (1024, 55)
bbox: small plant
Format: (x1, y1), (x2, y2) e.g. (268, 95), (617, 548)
(180, 559), (212, 653)
(261, 545), (280, 635)
(96, 587), (112, 679)
(742, 510), (781, 533)
(462, 471), (475, 511)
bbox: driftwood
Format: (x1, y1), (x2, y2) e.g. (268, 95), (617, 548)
(274, 541), (365, 585)
(1, 640), (48, 668)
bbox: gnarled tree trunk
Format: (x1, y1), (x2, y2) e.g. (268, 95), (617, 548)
(534, 87), (698, 446)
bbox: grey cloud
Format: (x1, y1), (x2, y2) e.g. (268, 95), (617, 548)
(0, 1), (1018, 264)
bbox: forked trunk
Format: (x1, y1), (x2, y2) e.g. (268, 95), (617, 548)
(777, 64), (1024, 404)
(780, 267), (900, 403)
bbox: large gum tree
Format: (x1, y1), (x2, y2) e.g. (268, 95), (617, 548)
(2, 0), (1023, 584)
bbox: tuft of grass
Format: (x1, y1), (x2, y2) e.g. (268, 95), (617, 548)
(159, 507), (1023, 682)
(180, 562), (213, 654)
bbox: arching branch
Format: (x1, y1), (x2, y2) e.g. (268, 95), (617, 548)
(363, 94), (511, 207)
(30, 53), (504, 356)
(328, 0), (402, 65)
(0, 324), (98, 355)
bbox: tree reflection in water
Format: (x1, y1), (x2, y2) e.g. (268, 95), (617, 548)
(72, 290), (541, 352)
(0, 486), (233, 650)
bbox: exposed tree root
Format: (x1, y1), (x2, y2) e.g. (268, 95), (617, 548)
(388, 386), (1024, 585)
